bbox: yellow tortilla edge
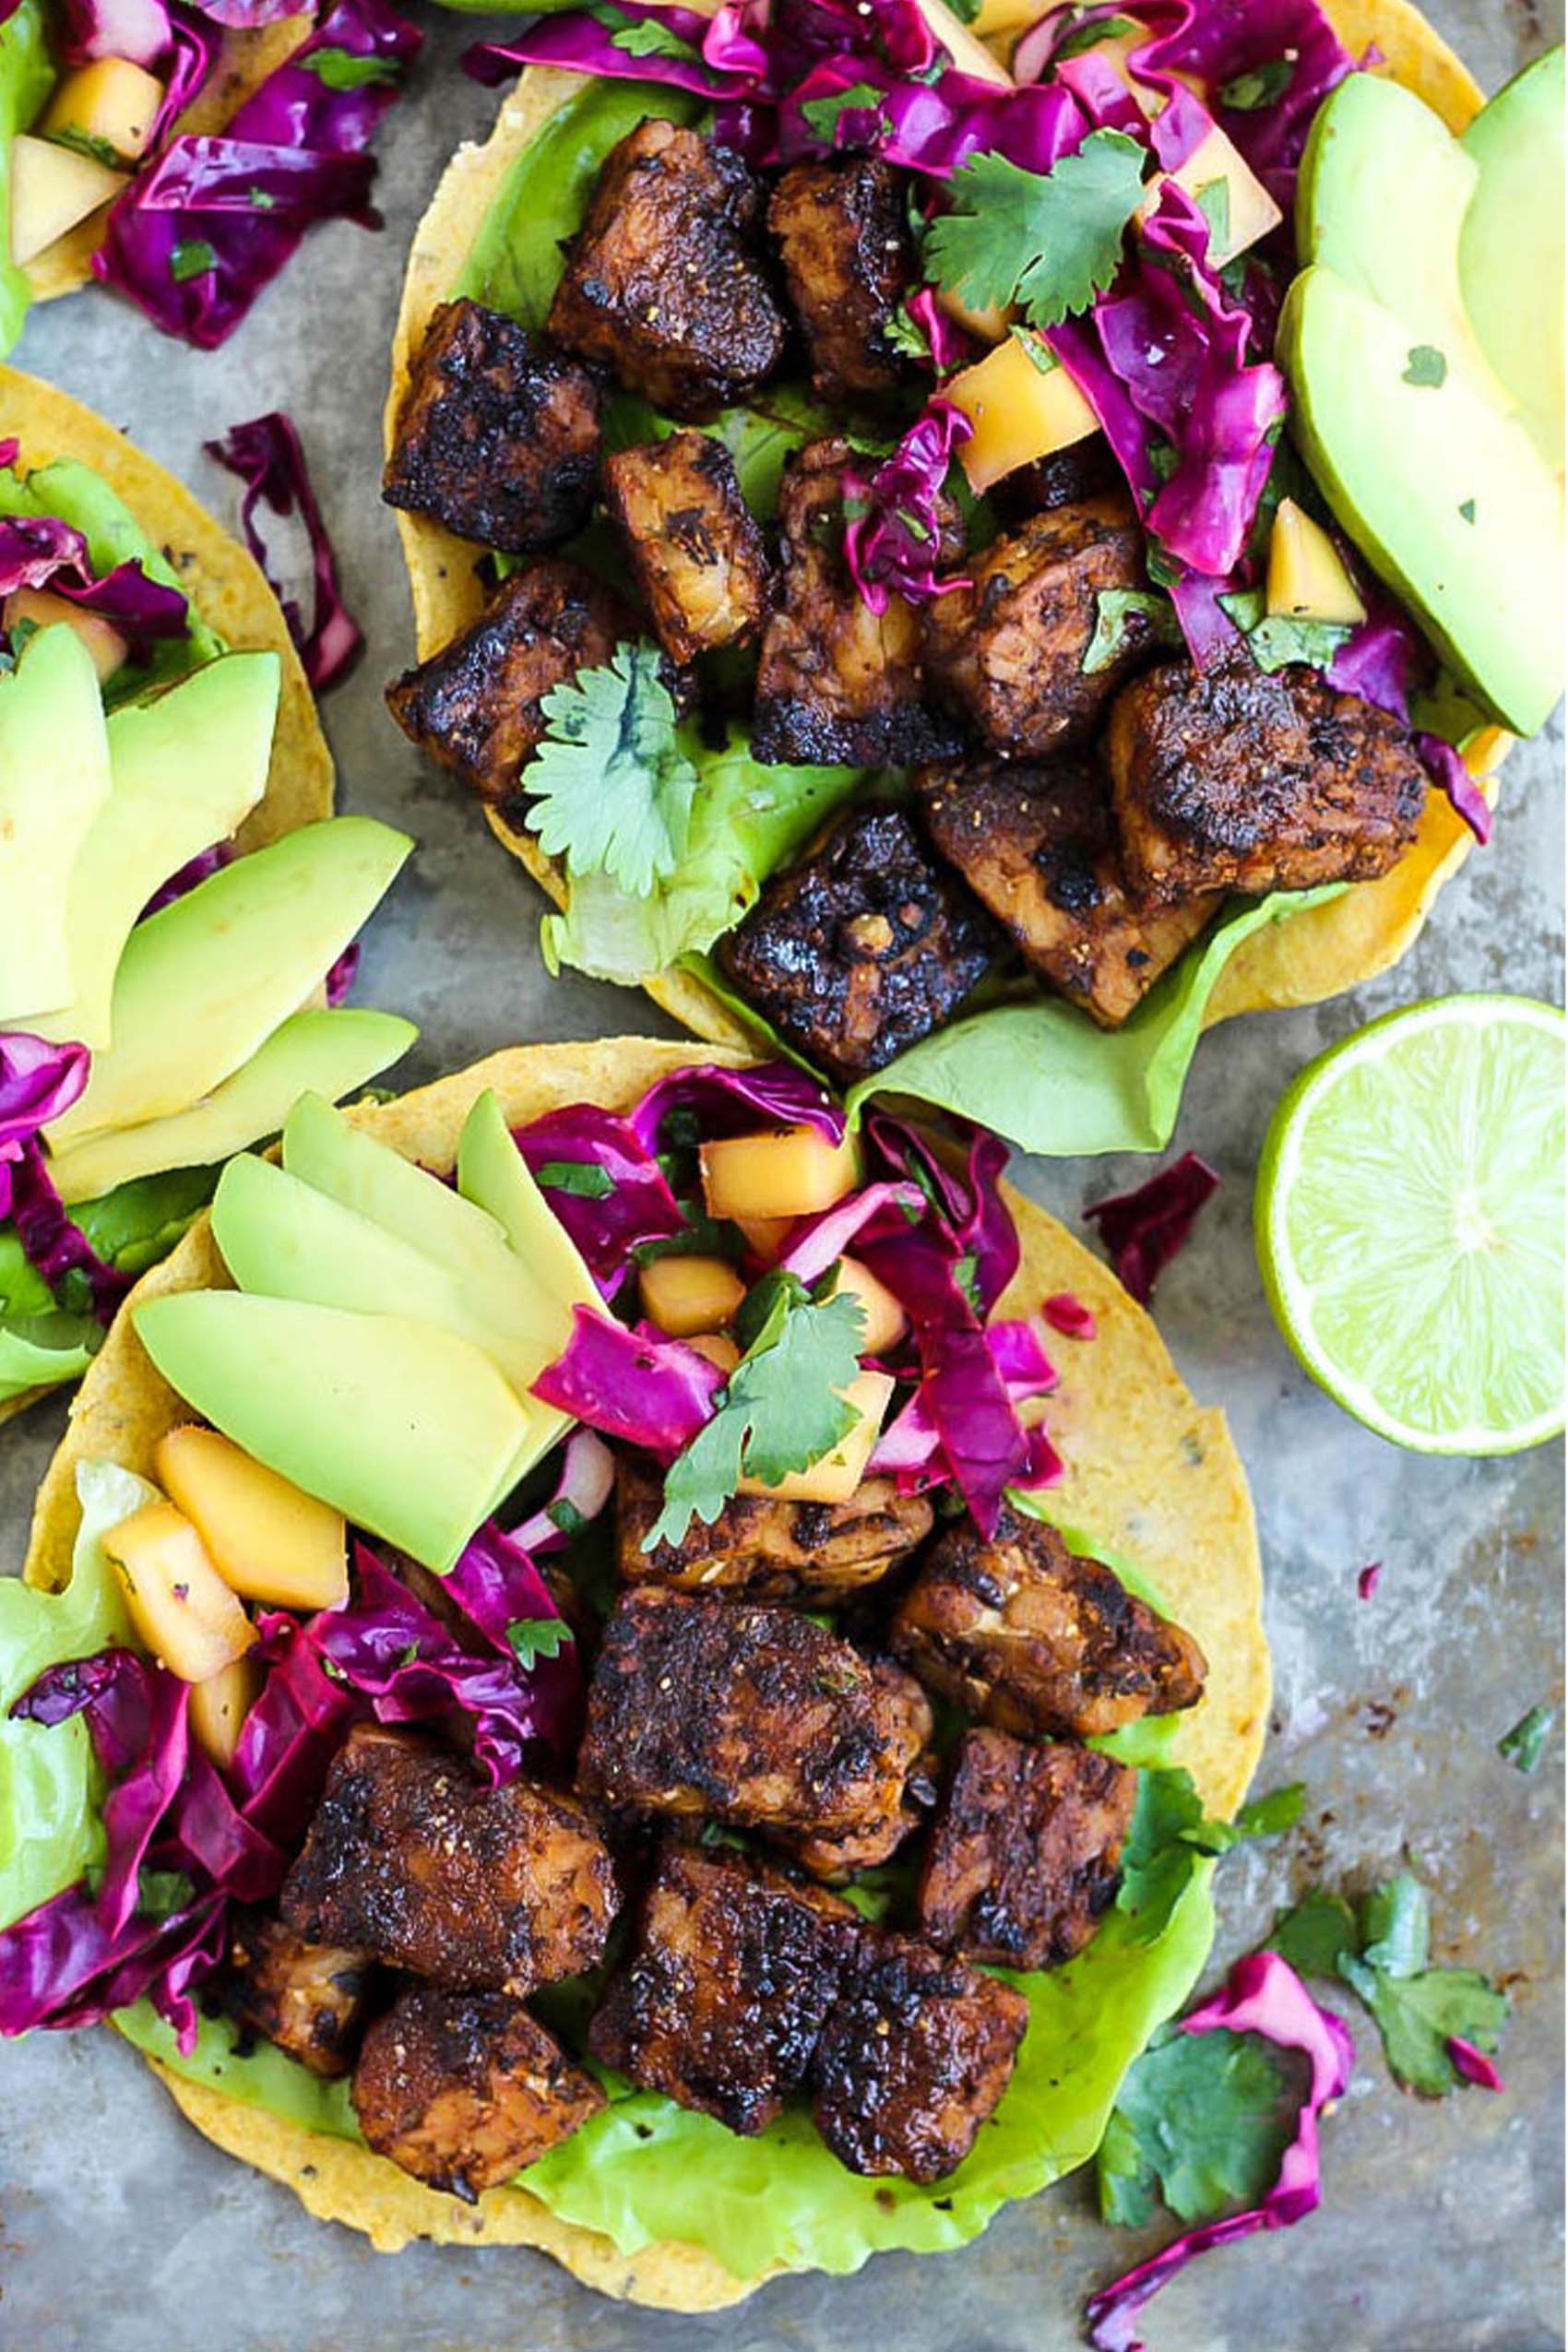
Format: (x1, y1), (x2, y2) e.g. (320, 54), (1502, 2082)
(26, 1035), (1265, 2305)
(384, 10), (1503, 1057)
(0, 357), (336, 1424)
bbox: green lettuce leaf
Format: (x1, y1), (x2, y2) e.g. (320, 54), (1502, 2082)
(0, 1459), (143, 1933)
(0, 0), (54, 357)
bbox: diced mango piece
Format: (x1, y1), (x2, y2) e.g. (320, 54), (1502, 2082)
(687, 1330), (742, 1376)
(739, 1369), (896, 1504)
(188, 1651), (262, 1772)
(153, 1424), (350, 1612)
(101, 1500), (256, 1684)
(1146, 124), (1282, 268)
(639, 1253), (747, 1339)
(934, 282), (1013, 346)
(1265, 496), (1368, 625)
(42, 59), (166, 167)
(974, 0), (1048, 33)
(917, 0), (1014, 86)
(948, 330), (1099, 493)
(700, 1127), (861, 1222)
(735, 1215), (796, 1265)
(830, 1256), (908, 1357)
(4, 588), (127, 683)
(9, 134), (125, 267)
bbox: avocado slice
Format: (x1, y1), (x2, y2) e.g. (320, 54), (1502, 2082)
(1297, 72), (1515, 412)
(1279, 265), (1564, 735)
(456, 1088), (601, 1321)
(29, 654), (280, 1054)
(134, 1290), (532, 1575)
(47, 1008), (415, 1205)
(0, 626), (112, 1026)
(45, 816), (412, 1149)
(211, 1148), (574, 1406)
(1460, 48), (1565, 471)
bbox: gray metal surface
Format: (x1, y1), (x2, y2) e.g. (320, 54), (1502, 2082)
(0, 6), (1562, 2346)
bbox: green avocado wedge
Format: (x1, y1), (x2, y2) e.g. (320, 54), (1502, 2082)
(1460, 48), (1566, 470)
(0, 626), (111, 1026)
(27, 653), (280, 1053)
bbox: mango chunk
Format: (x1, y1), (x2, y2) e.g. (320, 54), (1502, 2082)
(830, 1256), (908, 1356)
(738, 1368), (896, 1504)
(154, 1424), (350, 1612)
(10, 133), (125, 267)
(1265, 497), (1367, 624)
(933, 283), (1013, 346)
(735, 1214), (796, 1265)
(948, 332), (1099, 493)
(639, 1253), (747, 1339)
(101, 1499), (256, 1684)
(3, 587), (127, 683)
(188, 1651), (263, 1771)
(916, 0), (1013, 87)
(700, 1126), (861, 1222)
(42, 58), (165, 166)
(1154, 123), (1282, 267)
(687, 1331), (742, 1376)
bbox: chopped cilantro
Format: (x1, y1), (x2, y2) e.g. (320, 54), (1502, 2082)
(1498, 1702), (1555, 1773)
(547, 1497), (587, 1538)
(924, 130), (1149, 332)
(943, 0), (983, 20)
(1054, 11), (1142, 63)
(298, 44), (401, 89)
(1099, 2025), (1304, 2228)
(49, 125), (122, 169)
(505, 1616), (575, 1669)
(1458, 497), (1478, 526)
(1266, 1887), (1359, 1978)
(952, 1251), (983, 1314)
(1402, 344), (1448, 388)
(1218, 56), (1295, 111)
(1185, 1780), (1306, 1855)
(1194, 175), (1230, 255)
(1083, 587), (1182, 674)
(611, 16), (702, 60)
(1218, 587), (1351, 674)
(534, 1159), (616, 1200)
(648, 1280), (867, 1548)
(526, 641), (698, 898)
(1009, 323), (1059, 374)
(170, 240), (219, 283)
(801, 79), (886, 142)
(884, 300), (932, 361)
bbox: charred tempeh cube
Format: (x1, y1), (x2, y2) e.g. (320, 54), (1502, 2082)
(617, 1453), (934, 1604)
(768, 156), (916, 402)
(922, 495), (1154, 756)
(353, 1986), (602, 2202)
(810, 1932), (1028, 2181)
(718, 802), (995, 1084)
(917, 1729), (1136, 1968)
(280, 1726), (618, 1995)
(385, 560), (632, 809)
(1107, 653), (1431, 902)
(576, 1586), (925, 1837)
(226, 1913), (372, 2079)
(918, 752), (1223, 1026)
(589, 1844), (859, 2132)
(779, 1659), (937, 1883)
(603, 432), (770, 665)
(548, 119), (787, 419)
(383, 298), (603, 556)
(752, 436), (963, 769)
(890, 1507), (1206, 1740)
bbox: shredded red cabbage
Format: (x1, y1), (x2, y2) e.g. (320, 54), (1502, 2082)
(843, 398), (972, 612)
(511, 1103), (684, 1300)
(6, 1143), (131, 1322)
(1356, 1561), (1382, 1600)
(531, 1303), (724, 1457)
(1084, 1151), (1219, 1305)
(230, 1611), (356, 1846)
(95, 0), (422, 350)
(778, 1179), (925, 1288)
(508, 1429), (617, 1555)
(0, 513), (190, 657)
(1043, 1291), (1097, 1340)
(466, 1), (745, 101)
(1446, 2036), (1504, 2091)
(57, 0), (218, 153)
(628, 1059), (845, 1153)
(0, 1880), (227, 2045)
(204, 411), (362, 690)
(1086, 1951), (1355, 2351)
(865, 1111), (1020, 1314)
(0, 1031), (89, 1158)
(140, 842), (232, 920)
(1329, 604), (1492, 843)
(905, 285), (968, 374)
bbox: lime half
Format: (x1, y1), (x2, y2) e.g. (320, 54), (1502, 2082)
(1256, 995), (1565, 1454)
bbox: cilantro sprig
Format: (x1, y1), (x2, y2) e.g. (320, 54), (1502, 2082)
(647, 1270), (867, 1549)
(526, 642), (698, 900)
(923, 129), (1149, 332)
(1099, 2025), (1305, 2228)
(505, 1616), (575, 1669)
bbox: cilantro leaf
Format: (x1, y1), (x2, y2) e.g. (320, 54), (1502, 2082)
(1499, 1702), (1555, 1772)
(802, 80), (886, 142)
(1194, 174), (1229, 255)
(649, 1285), (866, 1547)
(1082, 587), (1182, 674)
(505, 1616), (574, 1669)
(612, 17), (702, 59)
(1054, 11), (1142, 63)
(1338, 1953), (1506, 2097)
(298, 44), (401, 89)
(1099, 2025), (1304, 2228)
(1266, 1887), (1359, 1978)
(1186, 1780), (1306, 1854)
(1218, 57), (1294, 111)
(924, 130), (1148, 331)
(1218, 588), (1352, 675)
(533, 1159), (616, 1200)
(170, 240), (219, 283)
(884, 300), (933, 361)
(1402, 344), (1448, 387)
(527, 642), (698, 898)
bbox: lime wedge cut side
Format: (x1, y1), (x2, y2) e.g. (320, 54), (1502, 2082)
(1255, 994), (1565, 1455)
